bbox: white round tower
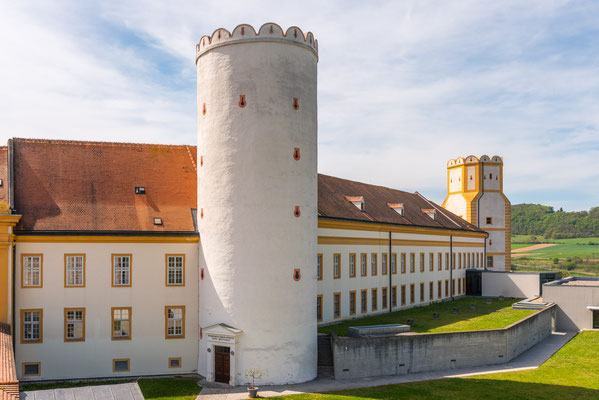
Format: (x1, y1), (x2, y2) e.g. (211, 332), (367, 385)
(196, 23), (318, 385)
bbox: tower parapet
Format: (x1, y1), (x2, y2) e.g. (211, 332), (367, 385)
(196, 23), (318, 63)
(442, 155), (511, 271)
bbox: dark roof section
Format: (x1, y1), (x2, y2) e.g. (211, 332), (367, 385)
(13, 138), (197, 232)
(318, 174), (485, 233)
(0, 147), (7, 203)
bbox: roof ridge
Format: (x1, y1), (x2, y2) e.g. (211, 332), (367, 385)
(12, 137), (197, 149)
(318, 173), (412, 196)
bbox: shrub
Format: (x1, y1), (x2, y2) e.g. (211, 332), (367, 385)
(552, 258), (559, 265)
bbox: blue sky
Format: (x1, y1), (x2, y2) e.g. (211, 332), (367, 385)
(1, 1), (598, 211)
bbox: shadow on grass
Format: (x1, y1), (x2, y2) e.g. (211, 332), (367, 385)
(318, 297), (527, 336)
(275, 379), (599, 400)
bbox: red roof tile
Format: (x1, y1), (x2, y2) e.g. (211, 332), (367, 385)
(0, 323), (18, 400)
(13, 139), (197, 232)
(318, 174), (485, 233)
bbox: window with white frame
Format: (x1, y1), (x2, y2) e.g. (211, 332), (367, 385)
(113, 255), (131, 286)
(371, 253), (377, 275)
(334, 254), (340, 278)
(167, 255), (184, 286)
(438, 253), (443, 271)
(391, 253), (397, 274)
(22, 310), (41, 342)
(22, 255), (42, 287)
(166, 306), (185, 338)
(361, 254), (367, 276)
(65, 309), (85, 341)
(65, 255), (84, 287)
(317, 254), (323, 280)
(382, 253), (388, 275)
(349, 254), (356, 277)
(112, 308), (131, 339)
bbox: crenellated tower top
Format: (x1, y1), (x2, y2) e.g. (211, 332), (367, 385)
(196, 23), (318, 63)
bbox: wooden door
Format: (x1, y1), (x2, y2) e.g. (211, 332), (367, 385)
(214, 346), (230, 383)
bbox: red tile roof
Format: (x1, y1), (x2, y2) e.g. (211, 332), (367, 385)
(13, 139), (197, 233)
(0, 323), (18, 400)
(0, 147), (8, 204)
(318, 174), (485, 233)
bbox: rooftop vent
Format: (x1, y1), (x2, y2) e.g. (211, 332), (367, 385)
(387, 203), (404, 216)
(421, 209), (436, 220)
(135, 187), (146, 195)
(345, 196), (365, 211)
(153, 217), (163, 226)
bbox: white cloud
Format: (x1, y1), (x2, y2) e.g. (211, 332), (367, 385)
(1, 0), (598, 210)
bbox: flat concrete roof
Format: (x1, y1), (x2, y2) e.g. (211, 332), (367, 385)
(561, 280), (599, 287)
(544, 276), (599, 287)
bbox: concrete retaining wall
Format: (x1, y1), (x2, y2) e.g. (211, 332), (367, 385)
(331, 305), (554, 380)
(482, 271), (540, 298)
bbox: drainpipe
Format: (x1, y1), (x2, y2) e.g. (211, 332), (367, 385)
(388, 231), (392, 313)
(449, 235), (454, 299)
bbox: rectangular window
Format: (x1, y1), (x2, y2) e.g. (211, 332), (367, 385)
(453, 253), (456, 270)
(445, 280), (449, 297)
(65, 254), (85, 287)
(165, 306), (185, 339)
(112, 307), (131, 340)
(401, 253), (406, 274)
(438, 280), (442, 299)
(458, 253), (462, 270)
(487, 256), (494, 268)
(349, 253), (356, 278)
(169, 357), (182, 368)
(452, 279), (456, 296)
(382, 253), (388, 275)
(166, 255), (185, 286)
(410, 283), (415, 304)
(458, 278), (462, 295)
(429, 253), (434, 271)
(477, 253), (480, 268)
(593, 310), (599, 329)
(486, 217), (493, 224)
(391, 286), (397, 308)
(349, 291), (356, 315)
(429, 281), (434, 300)
(113, 358), (130, 372)
(22, 362), (40, 376)
(22, 254), (42, 288)
(382, 287), (388, 309)
(371, 253), (377, 276)
(467, 253), (471, 268)
(410, 253), (415, 273)
(420, 253), (425, 272)
(317, 254), (323, 280)
(401, 284), (406, 306)
(360, 290), (367, 313)
(371, 288), (378, 311)
(391, 253), (397, 274)
(438, 253), (442, 271)
(64, 308), (85, 342)
(112, 254), (132, 287)
(420, 282), (425, 302)
(361, 253), (367, 277)
(333, 293), (341, 318)
(21, 309), (42, 343)
(445, 253), (449, 270)
(333, 254), (341, 279)
(316, 295), (323, 321)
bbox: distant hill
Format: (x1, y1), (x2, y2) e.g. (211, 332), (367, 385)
(511, 204), (599, 239)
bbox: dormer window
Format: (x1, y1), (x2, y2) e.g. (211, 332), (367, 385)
(154, 217), (163, 226)
(421, 209), (436, 220)
(345, 196), (365, 211)
(387, 203), (404, 216)
(135, 186), (146, 195)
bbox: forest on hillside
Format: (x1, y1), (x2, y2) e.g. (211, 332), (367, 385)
(511, 203), (599, 239)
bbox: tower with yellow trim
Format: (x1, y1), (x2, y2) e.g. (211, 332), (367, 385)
(442, 155), (511, 271)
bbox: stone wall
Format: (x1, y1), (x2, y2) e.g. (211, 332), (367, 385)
(331, 305), (554, 380)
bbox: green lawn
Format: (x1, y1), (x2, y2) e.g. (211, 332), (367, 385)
(272, 331), (599, 400)
(21, 377), (201, 400)
(318, 298), (534, 336)
(138, 377), (201, 400)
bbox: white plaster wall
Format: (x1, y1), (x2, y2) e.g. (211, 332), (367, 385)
(443, 195), (467, 220)
(197, 39), (317, 384)
(14, 241), (199, 381)
(481, 272), (539, 298)
(316, 228), (485, 324)
(483, 166), (501, 191)
(449, 168), (462, 193)
(467, 166), (476, 190)
(543, 284), (599, 331)
(479, 192), (508, 270)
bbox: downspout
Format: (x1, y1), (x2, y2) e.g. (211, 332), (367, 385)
(388, 231), (392, 313)
(8, 139), (16, 346)
(449, 235), (453, 299)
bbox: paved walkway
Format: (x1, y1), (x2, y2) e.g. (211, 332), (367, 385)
(198, 331), (576, 399)
(21, 382), (144, 400)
